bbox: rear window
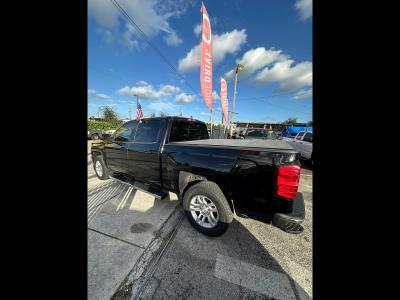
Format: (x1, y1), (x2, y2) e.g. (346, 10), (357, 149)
(169, 119), (209, 142)
(303, 132), (313, 142)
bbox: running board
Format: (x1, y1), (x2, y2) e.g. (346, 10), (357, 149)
(109, 173), (165, 200)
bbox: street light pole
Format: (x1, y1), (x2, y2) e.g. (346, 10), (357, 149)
(230, 64), (244, 137)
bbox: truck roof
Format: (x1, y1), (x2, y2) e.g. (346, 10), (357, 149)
(124, 116), (205, 125)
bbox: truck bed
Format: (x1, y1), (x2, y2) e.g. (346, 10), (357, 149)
(170, 138), (296, 151)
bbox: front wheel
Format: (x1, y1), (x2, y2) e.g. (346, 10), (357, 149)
(93, 156), (109, 180)
(91, 133), (99, 140)
(183, 181), (233, 236)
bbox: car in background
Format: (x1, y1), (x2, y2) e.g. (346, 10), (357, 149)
(88, 129), (103, 140)
(242, 128), (277, 140)
(289, 131), (313, 162)
(105, 129), (116, 135)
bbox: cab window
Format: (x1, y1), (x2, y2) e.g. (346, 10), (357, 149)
(113, 121), (136, 142)
(134, 119), (161, 143)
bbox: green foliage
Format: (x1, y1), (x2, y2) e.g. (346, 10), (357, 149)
(99, 106), (120, 123)
(88, 119), (122, 131)
(283, 118), (298, 125)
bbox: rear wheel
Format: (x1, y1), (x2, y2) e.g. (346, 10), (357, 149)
(91, 133), (99, 140)
(183, 181), (233, 236)
(93, 156), (109, 180)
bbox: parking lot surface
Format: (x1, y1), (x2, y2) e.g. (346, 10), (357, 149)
(88, 141), (180, 300)
(88, 141), (312, 300)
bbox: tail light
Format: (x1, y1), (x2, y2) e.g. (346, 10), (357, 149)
(276, 165), (300, 199)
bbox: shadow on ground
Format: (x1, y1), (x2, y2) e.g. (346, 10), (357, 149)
(134, 215), (312, 300)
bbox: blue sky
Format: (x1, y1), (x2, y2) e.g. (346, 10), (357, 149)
(88, 0), (312, 123)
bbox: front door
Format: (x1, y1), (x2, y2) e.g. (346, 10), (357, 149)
(104, 121), (136, 174)
(127, 118), (165, 187)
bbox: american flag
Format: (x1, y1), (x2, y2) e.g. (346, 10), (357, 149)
(136, 101), (143, 120)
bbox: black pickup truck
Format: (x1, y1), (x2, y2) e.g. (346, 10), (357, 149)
(91, 117), (305, 236)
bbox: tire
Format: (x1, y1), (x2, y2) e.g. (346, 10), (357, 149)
(91, 133), (99, 140)
(183, 181), (233, 236)
(93, 155), (109, 180)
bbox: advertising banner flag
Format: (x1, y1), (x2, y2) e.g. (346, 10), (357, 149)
(220, 77), (229, 124)
(200, 2), (213, 110)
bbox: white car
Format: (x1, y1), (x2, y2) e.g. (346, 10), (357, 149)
(289, 131), (313, 160)
(104, 129), (116, 135)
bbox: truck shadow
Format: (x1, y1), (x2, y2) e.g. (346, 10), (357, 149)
(225, 218), (312, 299)
(149, 211), (312, 300)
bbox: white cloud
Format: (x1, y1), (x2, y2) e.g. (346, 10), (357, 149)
(117, 86), (131, 96)
(222, 46), (312, 93)
(200, 111), (210, 116)
(292, 88), (313, 99)
(148, 101), (176, 112)
(175, 92), (196, 103)
(164, 30), (183, 46)
(254, 60), (312, 93)
(160, 85), (180, 94)
(178, 29), (247, 73)
(88, 89), (112, 100)
(88, 0), (119, 28)
(212, 91), (220, 101)
(194, 23), (202, 36)
(121, 23), (139, 50)
(295, 0), (312, 21)
(117, 82), (180, 99)
(224, 47), (287, 81)
(94, 93), (112, 100)
(88, 0), (187, 49)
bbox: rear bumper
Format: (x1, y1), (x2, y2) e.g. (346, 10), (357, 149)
(272, 192), (305, 234)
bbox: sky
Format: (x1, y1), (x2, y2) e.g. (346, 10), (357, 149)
(88, 0), (312, 124)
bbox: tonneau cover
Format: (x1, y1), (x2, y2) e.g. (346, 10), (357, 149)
(170, 138), (295, 150)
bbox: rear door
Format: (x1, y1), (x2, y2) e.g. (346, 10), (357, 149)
(104, 121), (136, 173)
(127, 118), (166, 186)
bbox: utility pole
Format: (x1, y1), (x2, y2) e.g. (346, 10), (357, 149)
(230, 64), (244, 137)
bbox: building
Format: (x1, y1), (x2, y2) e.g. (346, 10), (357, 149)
(234, 121), (308, 132)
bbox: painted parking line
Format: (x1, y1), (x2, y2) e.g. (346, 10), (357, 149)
(301, 184), (312, 190)
(214, 254), (296, 300)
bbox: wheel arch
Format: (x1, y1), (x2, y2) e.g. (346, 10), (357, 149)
(178, 171), (234, 213)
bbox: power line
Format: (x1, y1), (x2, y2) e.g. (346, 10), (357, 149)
(109, 0), (200, 97)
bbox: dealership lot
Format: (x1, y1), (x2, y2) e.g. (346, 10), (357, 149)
(87, 141), (312, 299)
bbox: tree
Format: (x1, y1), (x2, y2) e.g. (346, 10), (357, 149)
(98, 106), (122, 127)
(148, 112), (156, 118)
(158, 112), (169, 117)
(283, 118), (298, 125)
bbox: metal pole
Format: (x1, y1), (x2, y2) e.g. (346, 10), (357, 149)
(230, 70), (238, 137)
(210, 108), (213, 138)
